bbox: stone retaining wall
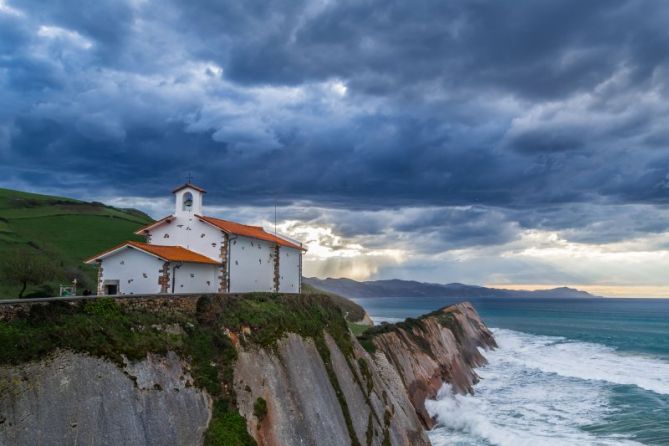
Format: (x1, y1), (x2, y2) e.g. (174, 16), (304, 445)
(0, 294), (214, 322)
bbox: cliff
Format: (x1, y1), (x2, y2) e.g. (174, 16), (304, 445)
(0, 351), (211, 445)
(0, 294), (494, 445)
(359, 302), (497, 427)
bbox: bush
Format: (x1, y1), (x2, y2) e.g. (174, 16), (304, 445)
(253, 397), (267, 421)
(23, 284), (57, 299)
(83, 298), (122, 318)
(205, 401), (257, 446)
(0, 247), (58, 298)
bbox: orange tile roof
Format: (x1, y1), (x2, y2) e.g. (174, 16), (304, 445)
(197, 215), (306, 251)
(85, 241), (220, 265)
(134, 215), (174, 235)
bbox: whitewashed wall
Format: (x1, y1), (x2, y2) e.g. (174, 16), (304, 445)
(100, 248), (163, 295)
(148, 216), (223, 261)
(172, 263), (219, 294)
(278, 247), (301, 293)
(174, 187), (203, 216)
(228, 235), (274, 292)
(139, 213), (303, 294)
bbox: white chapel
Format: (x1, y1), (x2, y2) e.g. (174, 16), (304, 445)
(86, 183), (305, 295)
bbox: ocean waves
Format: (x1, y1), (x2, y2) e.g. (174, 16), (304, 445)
(425, 328), (669, 446)
(493, 328), (669, 396)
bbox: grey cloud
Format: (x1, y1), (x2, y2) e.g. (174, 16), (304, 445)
(2, 0), (669, 262)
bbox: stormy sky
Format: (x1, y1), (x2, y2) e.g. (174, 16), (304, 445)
(3, 0), (669, 296)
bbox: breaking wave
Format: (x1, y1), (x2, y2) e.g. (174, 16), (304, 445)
(425, 328), (669, 446)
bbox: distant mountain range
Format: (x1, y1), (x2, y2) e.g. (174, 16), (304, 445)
(303, 277), (600, 299)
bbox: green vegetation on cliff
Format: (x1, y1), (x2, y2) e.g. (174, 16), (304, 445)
(0, 292), (365, 445)
(0, 188), (152, 298)
(301, 282), (366, 322)
(355, 303), (485, 357)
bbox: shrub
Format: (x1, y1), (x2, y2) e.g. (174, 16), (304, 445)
(253, 397), (267, 421)
(0, 247), (58, 298)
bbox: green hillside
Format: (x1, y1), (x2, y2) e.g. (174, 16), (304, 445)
(0, 188), (153, 298)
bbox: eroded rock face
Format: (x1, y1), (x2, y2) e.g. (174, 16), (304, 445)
(0, 351), (211, 446)
(0, 301), (495, 446)
(370, 302), (497, 428)
(234, 333), (430, 446)
(234, 333), (352, 446)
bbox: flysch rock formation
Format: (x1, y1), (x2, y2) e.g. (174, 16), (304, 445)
(234, 332), (429, 446)
(369, 302), (497, 427)
(0, 300), (495, 446)
(233, 301), (495, 444)
(0, 351), (211, 446)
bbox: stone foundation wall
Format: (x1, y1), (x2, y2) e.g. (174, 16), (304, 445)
(0, 294), (208, 322)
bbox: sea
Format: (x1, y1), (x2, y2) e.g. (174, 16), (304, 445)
(352, 297), (669, 446)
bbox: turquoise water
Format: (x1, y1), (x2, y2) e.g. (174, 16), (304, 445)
(353, 297), (669, 445)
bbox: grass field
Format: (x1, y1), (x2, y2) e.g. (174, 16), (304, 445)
(0, 188), (153, 298)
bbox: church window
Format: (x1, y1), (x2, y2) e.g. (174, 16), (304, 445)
(183, 192), (193, 211)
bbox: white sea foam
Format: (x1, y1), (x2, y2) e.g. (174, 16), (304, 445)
(425, 328), (665, 446)
(492, 328), (669, 396)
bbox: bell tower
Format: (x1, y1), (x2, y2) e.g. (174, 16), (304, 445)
(173, 182), (206, 216)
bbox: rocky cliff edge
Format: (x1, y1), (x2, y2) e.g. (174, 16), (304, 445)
(0, 295), (495, 445)
(360, 302), (497, 428)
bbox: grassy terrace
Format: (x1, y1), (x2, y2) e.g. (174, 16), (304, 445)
(0, 188), (152, 298)
(0, 292), (365, 446)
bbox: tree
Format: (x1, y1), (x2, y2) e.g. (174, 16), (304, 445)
(1, 248), (57, 298)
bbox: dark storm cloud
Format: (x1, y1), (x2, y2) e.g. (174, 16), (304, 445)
(184, 0), (669, 100)
(511, 203), (669, 244)
(391, 207), (520, 250)
(3, 0), (669, 251)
